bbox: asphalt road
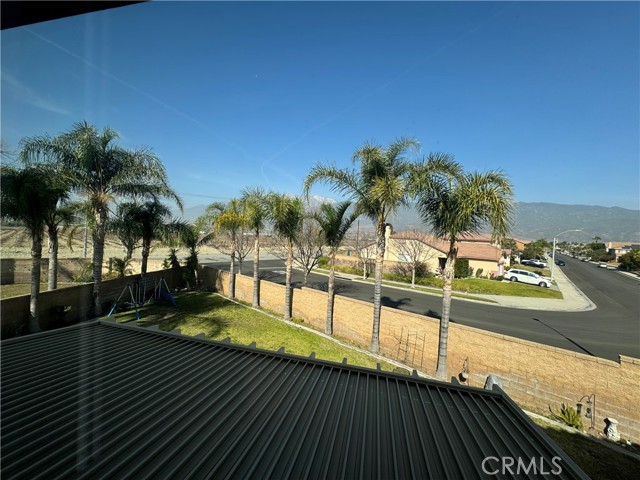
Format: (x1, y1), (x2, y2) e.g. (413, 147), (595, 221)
(203, 255), (639, 361)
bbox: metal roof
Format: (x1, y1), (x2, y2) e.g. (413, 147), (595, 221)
(1, 321), (588, 479)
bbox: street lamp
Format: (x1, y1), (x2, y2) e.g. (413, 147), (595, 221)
(551, 229), (583, 280)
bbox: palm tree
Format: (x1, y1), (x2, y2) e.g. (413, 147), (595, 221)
(175, 221), (215, 287)
(1, 165), (69, 333)
(129, 199), (177, 276)
(20, 121), (182, 316)
(37, 163), (76, 290)
(110, 257), (134, 278)
(44, 200), (77, 290)
(110, 202), (143, 260)
(417, 169), (513, 380)
(240, 187), (268, 308)
(304, 137), (431, 353)
(267, 193), (305, 321)
(314, 201), (358, 335)
(205, 199), (247, 299)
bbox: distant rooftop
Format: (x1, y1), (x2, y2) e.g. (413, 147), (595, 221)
(390, 231), (507, 262)
(1, 321), (588, 479)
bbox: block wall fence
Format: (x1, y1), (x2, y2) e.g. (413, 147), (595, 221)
(202, 267), (640, 443)
(0, 267), (186, 338)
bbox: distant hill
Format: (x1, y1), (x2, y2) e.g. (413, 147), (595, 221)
(174, 201), (640, 243)
(508, 203), (640, 243)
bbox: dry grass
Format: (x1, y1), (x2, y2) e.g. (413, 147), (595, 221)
(0, 283), (77, 299)
(0, 226), (224, 260)
(530, 418), (640, 479)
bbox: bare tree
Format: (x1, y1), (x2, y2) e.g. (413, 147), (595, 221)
(235, 230), (254, 272)
(350, 229), (376, 279)
(273, 217), (325, 287)
(391, 231), (439, 288)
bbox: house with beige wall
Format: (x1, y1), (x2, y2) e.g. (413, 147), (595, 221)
(606, 241), (640, 260)
(385, 228), (510, 277)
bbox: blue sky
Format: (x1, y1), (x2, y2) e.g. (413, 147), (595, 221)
(2, 1), (639, 211)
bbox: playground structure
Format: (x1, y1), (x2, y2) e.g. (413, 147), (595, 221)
(106, 277), (176, 320)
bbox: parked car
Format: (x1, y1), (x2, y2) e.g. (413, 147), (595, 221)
(555, 260), (565, 266)
(532, 260), (548, 268)
(523, 259), (547, 268)
(599, 263), (608, 268)
(505, 268), (552, 288)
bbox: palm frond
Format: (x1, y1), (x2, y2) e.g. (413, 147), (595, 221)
(303, 163), (363, 201)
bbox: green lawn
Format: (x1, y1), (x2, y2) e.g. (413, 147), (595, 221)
(453, 278), (563, 298)
(111, 291), (408, 374)
(530, 418), (640, 479)
(356, 275), (563, 299)
(510, 264), (551, 276)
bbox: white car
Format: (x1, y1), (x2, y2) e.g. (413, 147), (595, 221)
(506, 268), (552, 288)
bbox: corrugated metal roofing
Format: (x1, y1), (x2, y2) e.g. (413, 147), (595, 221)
(1, 321), (588, 479)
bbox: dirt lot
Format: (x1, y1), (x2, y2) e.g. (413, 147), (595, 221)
(0, 226), (226, 261)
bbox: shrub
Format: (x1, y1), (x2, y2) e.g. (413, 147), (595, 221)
(618, 249), (640, 271)
(110, 257), (133, 278)
(550, 403), (584, 430)
(475, 268), (484, 278)
(454, 258), (470, 278)
(317, 256), (329, 269)
(163, 248), (181, 269)
(390, 262), (432, 279)
(598, 252), (615, 263)
(72, 262), (93, 283)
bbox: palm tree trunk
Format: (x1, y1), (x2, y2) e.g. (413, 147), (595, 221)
(141, 240), (150, 276)
(29, 232), (43, 333)
(191, 247), (200, 284)
(326, 249), (336, 335)
(48, 226), (58, 290)
(92, 208), (107, 317)
(371, 223), (386, 354)
(229, 252), (236, 299)
(252, 231), (260, 308)
(436, 251), (456, 380)
(284, 240), (293, 321)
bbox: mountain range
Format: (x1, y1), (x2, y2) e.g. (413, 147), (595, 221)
(176, 201), (640, 243)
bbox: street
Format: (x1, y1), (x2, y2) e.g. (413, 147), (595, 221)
(203, 255), (640, 361)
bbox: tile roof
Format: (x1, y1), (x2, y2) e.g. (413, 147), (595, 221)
(1, 321), (588, 479)
(391, 232), (506, 262)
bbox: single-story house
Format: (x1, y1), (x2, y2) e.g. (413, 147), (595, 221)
(1, 320), (588, 479)
(385, 229), (511, 277)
